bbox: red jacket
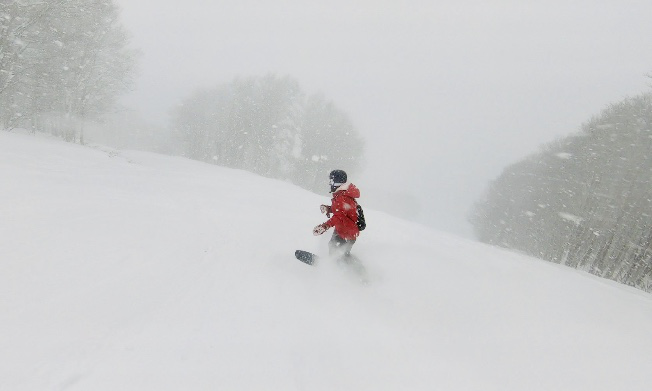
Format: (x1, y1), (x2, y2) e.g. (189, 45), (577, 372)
(325, 183), (360, 240)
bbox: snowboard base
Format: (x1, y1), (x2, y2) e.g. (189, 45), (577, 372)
(295, 250), (318, 265)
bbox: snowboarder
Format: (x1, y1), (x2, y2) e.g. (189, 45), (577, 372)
(313, 169), (361, 261)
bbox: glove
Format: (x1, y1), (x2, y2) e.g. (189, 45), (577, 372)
(320, 204), (332, 218)
(313, 223), (329, 236)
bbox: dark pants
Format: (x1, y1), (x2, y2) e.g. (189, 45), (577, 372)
(329, 232), (366, 279)
(329, 232), (355, 258)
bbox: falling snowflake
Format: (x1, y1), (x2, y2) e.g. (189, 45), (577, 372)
(556, 152), (572, 160)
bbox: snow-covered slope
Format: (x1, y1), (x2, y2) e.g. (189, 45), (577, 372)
(2, 131), (652, 391)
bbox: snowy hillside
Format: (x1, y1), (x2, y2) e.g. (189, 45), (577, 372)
(2, 131), (652, 391)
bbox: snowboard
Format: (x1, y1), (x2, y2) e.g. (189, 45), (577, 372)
(295, 250), (318, 265)
(294, 250), (369, 283)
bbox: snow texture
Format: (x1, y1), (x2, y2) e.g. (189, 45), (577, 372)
(2, 131), (652, 390)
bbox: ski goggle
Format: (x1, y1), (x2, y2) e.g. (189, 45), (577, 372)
(329, 178), (344, 187)
(330, 179), (344, 193)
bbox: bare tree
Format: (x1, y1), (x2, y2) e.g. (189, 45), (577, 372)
(0, 0), (137, 142)
(470, 93), (652, 292)
(172, 74), (364, 193)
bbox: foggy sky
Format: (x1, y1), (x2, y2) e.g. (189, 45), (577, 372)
(114, 0), (652, 237)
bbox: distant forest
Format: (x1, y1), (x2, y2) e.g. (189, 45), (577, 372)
(471, 93), (652, 292)
(0, 1), (364, 194)
(171, 74), (364, 193)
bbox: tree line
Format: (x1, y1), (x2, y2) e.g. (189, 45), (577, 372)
(171, 74), (364, 193)
(0, 0), (137, 143)
(470, 93), (652, 292)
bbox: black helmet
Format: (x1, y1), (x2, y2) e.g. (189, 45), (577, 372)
(329, 169), (347, 193)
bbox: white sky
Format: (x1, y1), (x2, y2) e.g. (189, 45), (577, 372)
(114, 0), (652, 237)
